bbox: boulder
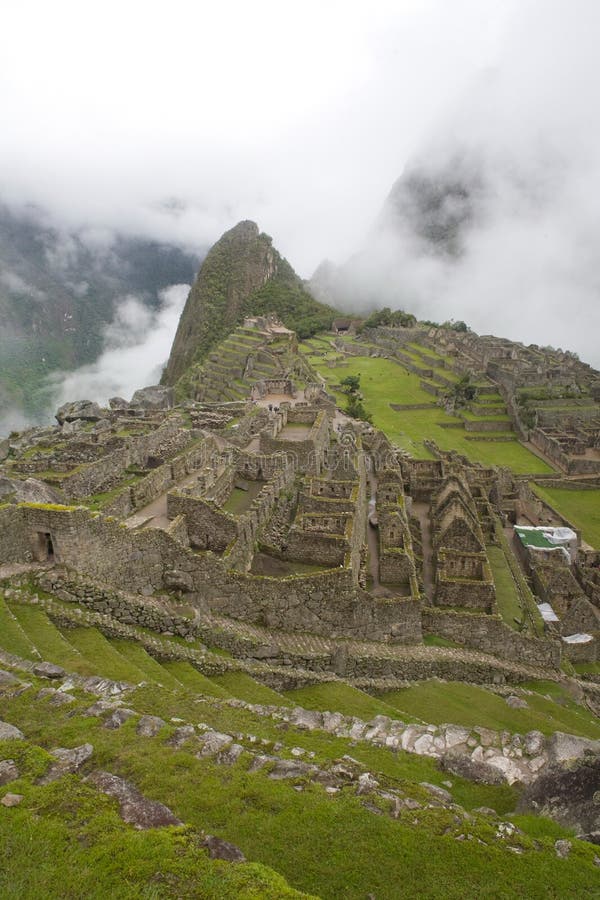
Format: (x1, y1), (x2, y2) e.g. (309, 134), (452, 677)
(268, 759), (317, 780)
(92, 419), (112, 433)
(0, 722), (24, 741)
(216, 744), (245, 766)
(108, 397), (130, 410)
(130, 385), (174, 410)
(197, 731), (233, 757)
(86, 770), (182, 829)
(546, 732), (600, 766)
(61, 419), (85, 435)
(0, 760), (20, 785)
(289, 707), (323, 730)
(555, 839), (572, 859)
(1, 793), (23, 807)
(84, 700), (121, 717)
(442, 725), (472, 750)
(0, 476), (61, 505)
(506, 695), (528, 709)
(356, 772), (380, 795)
(524, 730), (545, 756)
(104, 708), (136, 730)
(419, 782), (453, 803)
(202, 835), (245, 862)
(163, 570), (194, 593)
(36, 688), (75, 707)
(439, 752), (506, 786)
(136, 716), (166, 738)
(518, 756), (600, 834)
(168, 725), (197, 749)
(56, 400), (103, 424)
(38, 743), (94, 785)
(485, 752), (529, 785)
(577, 831), (600, 846)
(33, 662), (66, 680)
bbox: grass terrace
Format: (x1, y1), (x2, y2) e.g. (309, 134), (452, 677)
(301, 345), (554, 473)
(531, 484), (600, 550)
(2, 586), (600, 897)
(376, 681), (600, 740)
(487, 545), (524, 630)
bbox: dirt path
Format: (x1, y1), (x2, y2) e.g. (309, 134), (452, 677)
(412, 501), (434, 602)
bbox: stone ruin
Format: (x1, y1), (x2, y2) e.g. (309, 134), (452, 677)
(2, 320), (600, 679)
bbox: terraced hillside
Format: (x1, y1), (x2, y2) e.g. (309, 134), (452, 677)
(2, 577), (600, 898)
(302, 335), (553, 474)
(176, 322), (313, 404)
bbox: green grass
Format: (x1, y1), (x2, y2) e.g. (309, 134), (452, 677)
(460, 409), (511, 422)
(223, 481), (263, 515)
(531, 484), (600, 549)
(406, 342), (445, 361)
(63, 628), (148, 683)
(0, 597), (38, 659)
(572, 661), (600, 675)
(378, 681), (600, 739)
(283, 682), (408, 721)
(209, 671), (287, 705)
(160, 661), (233, 697)
(423, 634), (460, 648)
(7, 604), (97, 676)
(0, 769), (306, 899)
(2, 679), (600, 899)
(85, 476), (140, 511)
(487, 545), (524, 630)
(110, 640), (184, 690)
(303, 349), (554, 473)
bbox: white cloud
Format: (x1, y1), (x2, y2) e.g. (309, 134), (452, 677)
(0, 0), (597, 366)
(48, 284), (190, 406)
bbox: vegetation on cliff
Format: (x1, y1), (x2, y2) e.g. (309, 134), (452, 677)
(163, 221), (336, 385)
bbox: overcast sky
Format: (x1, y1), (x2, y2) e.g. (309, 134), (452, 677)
(2, 0), (600, 365)
(2, 0), (514, 268)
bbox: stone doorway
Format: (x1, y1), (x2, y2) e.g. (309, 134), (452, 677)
(32, 531), (55, 563)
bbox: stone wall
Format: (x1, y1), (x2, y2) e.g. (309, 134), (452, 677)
(463, 418), (513, 433)
(0, 505), (27, 563)
(530, 428), (600, 475)
(236, 449), (291, 480)
(422, 607), (560, 667)
(0, 501), (423, 643)
(166, 493), (237, 552)
(259, 409), (330, 475)
(102, 435), (220, 517)
(208, 575), (422, 643)
(378, 549), (415, 586)
(61, 448), (130, 500)
(275, 531), (347, 567)
(37, 569), (198, 637)
(298, 490), (355, 515)
(224, 464), (296, 570)
(435, 549), (496, 614)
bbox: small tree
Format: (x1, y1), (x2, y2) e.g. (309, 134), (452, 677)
(346, 394), (373, 423)
(340, 374), (361, 394)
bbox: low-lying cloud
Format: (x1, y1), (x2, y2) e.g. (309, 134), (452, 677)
(48, 284), (190, 409)
(318, 1), (600, 368)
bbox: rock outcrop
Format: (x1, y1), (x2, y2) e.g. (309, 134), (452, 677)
(518, 756), (600, 837)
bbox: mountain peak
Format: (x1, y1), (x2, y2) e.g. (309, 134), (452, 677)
(162, 221), (277, 385)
